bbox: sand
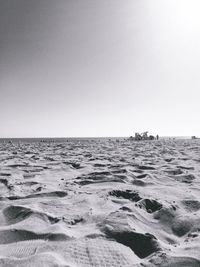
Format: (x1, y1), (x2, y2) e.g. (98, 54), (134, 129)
(0, 138), (200, 266)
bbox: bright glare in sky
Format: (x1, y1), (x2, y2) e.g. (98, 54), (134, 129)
(0, 0), (200, 137)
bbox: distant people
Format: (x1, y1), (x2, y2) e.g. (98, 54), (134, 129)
(134, 132), (157, 141)
(135, 133), (142, 141)
(142, 131), (148, 140)
(156, 135), (159, 140)
(149, 135), (154, 140)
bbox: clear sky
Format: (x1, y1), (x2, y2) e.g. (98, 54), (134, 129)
(1, 0), (200, 137)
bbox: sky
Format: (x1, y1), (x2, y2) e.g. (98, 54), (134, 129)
(1, 0), (200, 137)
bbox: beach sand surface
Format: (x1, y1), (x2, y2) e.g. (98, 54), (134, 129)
(0, 138), (200, 266)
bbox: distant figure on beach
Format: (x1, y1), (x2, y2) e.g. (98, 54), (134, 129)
(142, 131), (148, 140)
(156, 135), (159, 140)
(149, 135), (154, 140)
(135, 132), (142, 141)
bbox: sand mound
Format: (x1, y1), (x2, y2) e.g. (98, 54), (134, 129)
(0, 239), (140, 266)
(0, 229), (70, 244)
(3, 205), (58, 225)
(145, 253), (200, 267)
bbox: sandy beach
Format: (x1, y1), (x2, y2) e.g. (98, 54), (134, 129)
(0, 138), (200, 266)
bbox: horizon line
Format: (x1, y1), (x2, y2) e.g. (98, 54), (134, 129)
(0, 135), (193, 139)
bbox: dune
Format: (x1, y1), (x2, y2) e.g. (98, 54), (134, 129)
(0, 138), (200, 266)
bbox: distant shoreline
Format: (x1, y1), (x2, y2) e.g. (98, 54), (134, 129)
(0, 136), (193, 143)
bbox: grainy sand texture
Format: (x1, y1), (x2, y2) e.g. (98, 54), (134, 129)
(0, 138), (200, 266)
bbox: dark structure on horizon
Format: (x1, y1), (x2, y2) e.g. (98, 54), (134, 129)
(129, 132), (158, 141)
